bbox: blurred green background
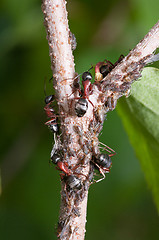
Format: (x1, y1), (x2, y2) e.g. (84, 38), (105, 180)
(0, 0), (159, 239)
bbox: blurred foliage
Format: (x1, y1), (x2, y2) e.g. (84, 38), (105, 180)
(117, 68), (159, 212)
(0, 0), (159, 240)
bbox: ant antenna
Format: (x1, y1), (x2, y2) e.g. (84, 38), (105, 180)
(87, 65), (93, 72)
(60, 65), (94, 83)
(44, 75), (54, 97)
(98, 146), (111, 154)
(49, 76), (53, 83)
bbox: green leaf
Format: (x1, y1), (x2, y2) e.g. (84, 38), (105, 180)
(117, 67), (159, 212)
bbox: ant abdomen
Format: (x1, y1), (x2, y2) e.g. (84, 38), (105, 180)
(75, 98), (88, 117)
(95, 153), (112, 168)
(65, 175), (82, 190)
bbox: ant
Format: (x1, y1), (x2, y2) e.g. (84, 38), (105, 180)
(51, 152), (84, 190)
(58, 68), (94, 117)
(92, 142), (116, 183)
(95, 55), (124, 82)
(75, 70), (95, 117)
(43, 75), (60, 133)
(44, 94), (59, 133)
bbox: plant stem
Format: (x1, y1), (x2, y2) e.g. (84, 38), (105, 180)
(41, 1), (159, 239)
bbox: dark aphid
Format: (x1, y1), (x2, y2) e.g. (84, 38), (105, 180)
(75, 98), (88, 117)
(66, 175), (82, 190)
(95, 153), (112, 168)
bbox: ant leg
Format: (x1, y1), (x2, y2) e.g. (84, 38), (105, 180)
(104, 59), (114, 68)
(108, 153), (116, 157)
(91, 160), (106, 183)
(45, 118), (57, 125)
(95, 170), (105, 183)
(117, 54), (124, 62)
(99, 141), (116, 153)
(62, 89), (81, 99)
(95, 164), (106, 183)
(87, 98), (94, 108)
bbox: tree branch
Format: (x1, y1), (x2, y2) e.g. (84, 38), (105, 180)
(42, 1), (90, 239)
(42, 1), (159, 239)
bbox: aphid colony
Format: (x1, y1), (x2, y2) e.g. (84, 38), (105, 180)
(44, 57), (123, 191)
(44, 57), (129, 239)
(44, 51), (159, 240)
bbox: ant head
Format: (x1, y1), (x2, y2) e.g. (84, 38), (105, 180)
(48, 120), (59, 133)
(82, 71), (92, 82)
(99, 65), (110, 78)
(45, 95), (54, 104)
(51, 153), (61, 165)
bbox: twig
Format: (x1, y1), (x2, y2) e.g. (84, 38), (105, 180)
(41, 1), (159, 239)
(42, 1), (90, 239)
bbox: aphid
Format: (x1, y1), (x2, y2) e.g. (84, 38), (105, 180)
(57, 217), (71, 239)
(44, 94), (59, 133)
(105, 96), (117, 112)
(65, 175), (82, 190)
(69, 31), (77, 51)
(94, 105), (107, 123)
(95, 55), (124, 82)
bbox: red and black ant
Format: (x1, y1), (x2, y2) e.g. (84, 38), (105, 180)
(75, 70), (95, 117)
(51, 152), (86, 190)
(95, 55), (124, 82)
(55, 68), (94, 117)
(44, 94), (59, 133)
(92, 141), (116, 183)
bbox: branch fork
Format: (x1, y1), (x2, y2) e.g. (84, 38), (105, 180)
(42, 1), (159, 239)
